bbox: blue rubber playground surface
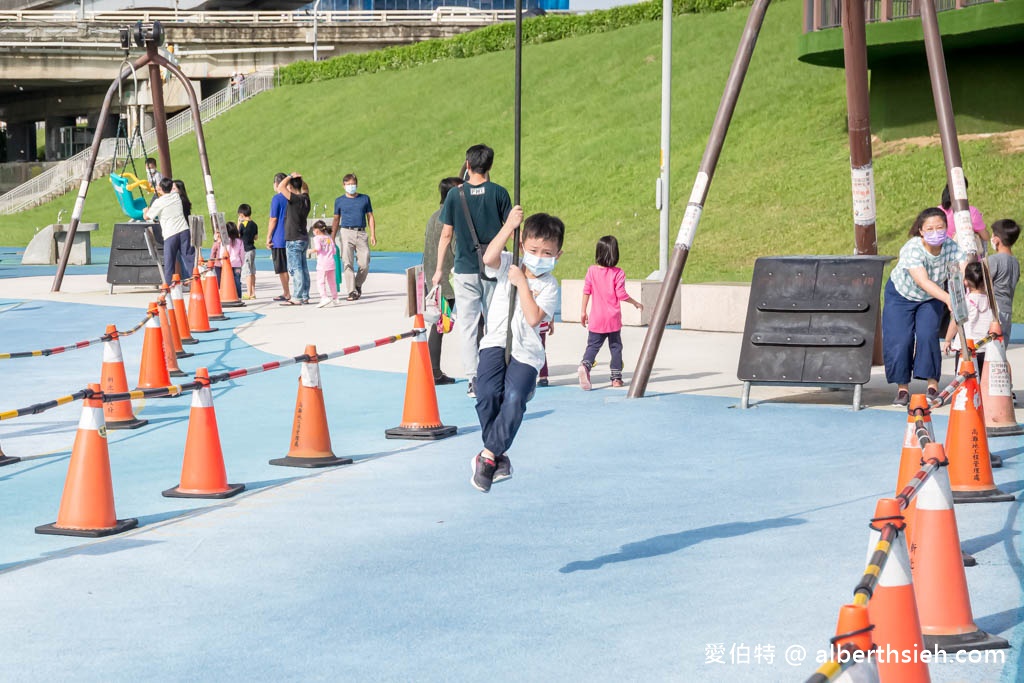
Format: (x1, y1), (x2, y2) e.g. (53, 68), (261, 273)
(0, 295), (1021, 682)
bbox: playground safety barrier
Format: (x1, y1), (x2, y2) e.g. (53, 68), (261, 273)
(0, 309), (153, 360)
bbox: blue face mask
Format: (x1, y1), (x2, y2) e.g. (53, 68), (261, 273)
(522, 252), (557, 276)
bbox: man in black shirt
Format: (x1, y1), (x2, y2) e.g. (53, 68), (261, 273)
(276, 172), (311, 305)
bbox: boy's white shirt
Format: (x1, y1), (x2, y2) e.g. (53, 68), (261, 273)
(479, 251), (559, 371)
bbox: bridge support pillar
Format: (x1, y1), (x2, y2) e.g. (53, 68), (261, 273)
(5, 122), (37, 162)
(45, 115), (77, 161)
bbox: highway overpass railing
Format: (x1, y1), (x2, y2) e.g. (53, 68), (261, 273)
(0, 70), (276, 216)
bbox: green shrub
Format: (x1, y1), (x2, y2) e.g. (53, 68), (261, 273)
(279, 0), (741, 85)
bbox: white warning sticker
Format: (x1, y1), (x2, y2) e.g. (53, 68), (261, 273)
(950, 167), (968, 202)
(954, 390), (968, 412)
(301, 361), (321, 388)
(688, 172), (709, 206)
(676, 205), (702, 249)
(850, 164), (876, 225)
(988, 362), (1012, 397)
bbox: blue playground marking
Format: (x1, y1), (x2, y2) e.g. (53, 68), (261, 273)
(0, 299), (1019, 682)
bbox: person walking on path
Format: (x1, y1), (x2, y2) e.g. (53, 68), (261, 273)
(276, 172), (311, 305)
(578, 235), (642, 390)
(431, 144), (513, 398)
(332, 173), (376, 301)
(266, 172), (291, 302)
(424, 176), (462, 385)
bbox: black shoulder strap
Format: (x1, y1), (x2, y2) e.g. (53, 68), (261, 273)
(459, 186), (496, 281)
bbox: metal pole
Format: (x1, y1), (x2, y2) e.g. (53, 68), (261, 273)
(53, 54), (150, 292)
(919, 0), (977, 259)
(628, 0), (772, 399)
(147, 41), (172, 180)
(842, 0), (876, 256)
(313, 0), (322, 62)
(650, 0), (671, 280)
(504, 0), (522, 365)
(153, 54), (219, 217)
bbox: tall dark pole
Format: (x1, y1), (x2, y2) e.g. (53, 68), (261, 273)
(919, 0), (977, 260)
(147, 42), (172, 180)
(628, 0), (772, 399)
(842, 0), (876, 256)
(505, 0), (523, 364)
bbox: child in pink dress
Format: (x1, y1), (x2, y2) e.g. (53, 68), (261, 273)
(210, 221), (245, 295)
(310, 221), (338, 308)
(578, 235), (642, 390)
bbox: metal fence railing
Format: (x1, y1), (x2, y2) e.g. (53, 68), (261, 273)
(809, 0), (988, 31)
(0, 70), (276, 216)
(0, 7), (534, 25)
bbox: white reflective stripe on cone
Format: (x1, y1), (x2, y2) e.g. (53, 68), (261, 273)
(915, 464), (954, 511)
(902, 423), (918, 449)
(103, 338), (123, 363)
(171, 285), (183, 301)
(192, 385), (213, 409)
(146, 315), (160, 329)
(866, 526), (912, 587)
(301, 362), (320, 389)
(835, 659), (880, 683)
(79, 406), (105, 434)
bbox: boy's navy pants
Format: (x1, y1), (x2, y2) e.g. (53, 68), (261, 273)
(475, 346), (537, 457)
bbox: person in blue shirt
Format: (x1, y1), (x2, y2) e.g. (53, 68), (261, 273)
(331, 173), (376, 301)
(265, 172), (291, 302)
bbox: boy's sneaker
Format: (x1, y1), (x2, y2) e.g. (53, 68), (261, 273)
(892, 389), (910, 407)
(493, 454), (513, 483)
(611, 378), (625, 388)
(577, 364), (592, 391)
(317, 298), (332, 308)
(471, 453), (496, 493)
(467, 377), (476, 398)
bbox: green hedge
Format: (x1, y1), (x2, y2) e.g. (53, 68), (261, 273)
(279, 0), (741, 85)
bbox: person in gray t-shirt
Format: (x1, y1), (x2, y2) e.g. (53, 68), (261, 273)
(987, 219), (1021, 346)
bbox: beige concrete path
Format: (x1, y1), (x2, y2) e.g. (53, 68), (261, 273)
(6, 271), (1022, 417)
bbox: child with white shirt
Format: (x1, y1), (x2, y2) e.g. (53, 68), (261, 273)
(470, 208), (562, 493)
(944, 261), (996, 373)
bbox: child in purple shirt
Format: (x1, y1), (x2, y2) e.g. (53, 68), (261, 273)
(578, 235), (642, 390)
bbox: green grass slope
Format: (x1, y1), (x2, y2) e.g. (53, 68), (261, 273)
(5, 0), (1023, 295)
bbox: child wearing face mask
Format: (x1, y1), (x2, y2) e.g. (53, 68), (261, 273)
(470, 208), (563, 493)
(578, 235), (642, 390)
(987, 219), (1021, 347)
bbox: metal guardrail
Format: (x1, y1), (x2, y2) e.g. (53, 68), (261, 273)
(0, 7), (531, 24)
(807, 0), (991, 32)
(0, 70), (276, 216)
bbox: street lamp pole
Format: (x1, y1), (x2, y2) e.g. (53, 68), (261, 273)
(313, 0), (323, 62)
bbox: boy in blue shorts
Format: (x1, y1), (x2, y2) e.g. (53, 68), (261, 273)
(471, 207), (563, 493)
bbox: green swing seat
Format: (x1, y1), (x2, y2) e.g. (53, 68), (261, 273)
(110, 171), (148, 221)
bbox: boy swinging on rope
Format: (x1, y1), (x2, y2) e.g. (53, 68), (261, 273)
(470, 207), (564, 493)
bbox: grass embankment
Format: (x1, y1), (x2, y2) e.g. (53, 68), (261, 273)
(4, 0), (1023, 313)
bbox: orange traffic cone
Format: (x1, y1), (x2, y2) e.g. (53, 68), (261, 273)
(157, 298), (188, 378)
(0, 441), (19, 467)
(35, 383), (138, 538)
(219, 254), (244, 308)
(187, 267), (218, 333)
(829, 604), (879, 683)
(202, 262), (227, 321)
(163, 368), (244, 499)
(865, 498), (931, 683)
(101, 324), (148, 430)
(170, 274), (199, 345)
(270, 344), (352, 468)
(944, 359), (1014, 503)
(136, 302), (172, 390)
(385, 315), (457, 440)
(910, 443), (1009, 652)
(979, 335), (1022, 437)
(159, 286), (192, 360)
(895, 394), (932, 537)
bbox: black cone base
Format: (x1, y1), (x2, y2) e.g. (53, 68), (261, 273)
(990, 454), (1003, 468)
(221, 301), (245, 308)
(35, 518), (138, 538)
(986, 424), (1024, 438)
(208, 314), (228, 321)
(106, 417), (149, 430)
(180, 338), (199, 345)
(924, 629), (1010, 652)
(385, 424), (458, 441)
(962, 550), (977, 567)
(192, 328), (219, 333)
(0, 455), (20, 467)
(175, 350), (194, 359)
(269, 454), (352, 468)
(169, 369), (188, 378)
(952, 488), (1016, 504)
(163, 483), (245, 499)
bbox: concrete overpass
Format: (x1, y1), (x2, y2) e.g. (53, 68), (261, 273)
(0, 7), (517, 160)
